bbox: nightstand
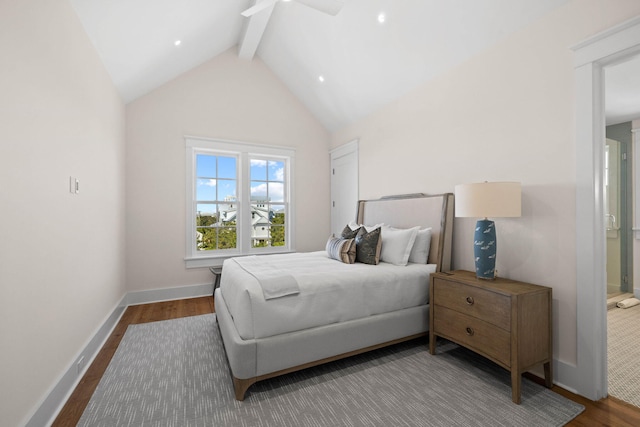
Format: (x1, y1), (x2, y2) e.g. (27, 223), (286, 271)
(429, 270), (552, 404)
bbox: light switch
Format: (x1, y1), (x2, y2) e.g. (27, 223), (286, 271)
(69, 176), (79, 194)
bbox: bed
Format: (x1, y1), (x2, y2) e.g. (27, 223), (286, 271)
(214, 193), (454, 400)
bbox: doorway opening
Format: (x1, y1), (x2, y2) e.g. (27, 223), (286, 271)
(604, 62), (639, 408)
(604, 124), (634, 307)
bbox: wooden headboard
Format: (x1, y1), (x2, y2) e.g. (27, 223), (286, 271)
(355, 193), (454, 272)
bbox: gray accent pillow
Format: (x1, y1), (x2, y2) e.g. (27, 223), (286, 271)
(355, 226), (382, 265)
(341, 224), (361, 239)
(326, 236), (356, 264)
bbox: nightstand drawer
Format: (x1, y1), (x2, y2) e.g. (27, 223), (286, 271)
(433, 278), (510, 330)
(434, 306), (511, 367)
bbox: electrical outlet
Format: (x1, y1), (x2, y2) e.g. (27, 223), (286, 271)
(76, 355), (85, 374)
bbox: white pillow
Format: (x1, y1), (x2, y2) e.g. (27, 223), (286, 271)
(348, 221), (383, 232)
(408, 227), (432, 264)
(380, 225), (419, 266)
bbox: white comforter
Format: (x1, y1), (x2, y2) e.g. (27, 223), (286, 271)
(220, 251), (436, 340)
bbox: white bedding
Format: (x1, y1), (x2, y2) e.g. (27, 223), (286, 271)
(232, 255), (299, 299)
(220, 251), (436, 340)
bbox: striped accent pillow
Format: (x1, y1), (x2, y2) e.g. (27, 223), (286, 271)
(326, 236), (356, 264)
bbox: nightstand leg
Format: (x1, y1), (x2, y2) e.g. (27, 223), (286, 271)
(511, 370), (521, 404)
(543, 361), (552, 388)
(429, 332), (436, 355)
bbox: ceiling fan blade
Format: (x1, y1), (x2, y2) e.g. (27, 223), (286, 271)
(241, 0), (278, 17)
(294, 0), (344, 16)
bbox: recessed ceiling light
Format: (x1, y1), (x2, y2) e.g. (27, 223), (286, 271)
(318, 75), (325, 83)
(377, 13), (386, 24)
(174, 40), (181, 46)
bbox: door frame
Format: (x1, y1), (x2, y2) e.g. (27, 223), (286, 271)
(572, 15), (640, 400)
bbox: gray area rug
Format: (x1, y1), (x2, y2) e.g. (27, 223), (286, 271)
(608, 304), (640, 408)
(78, 314), (584, 426)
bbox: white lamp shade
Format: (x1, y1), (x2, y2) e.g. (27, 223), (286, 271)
(455, 182), (521, 218)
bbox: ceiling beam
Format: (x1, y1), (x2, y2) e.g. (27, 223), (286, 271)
(238, 1), (275, 60)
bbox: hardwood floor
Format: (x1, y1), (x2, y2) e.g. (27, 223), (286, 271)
(51, 296), (640, 426)
(555, 386), (640, 426)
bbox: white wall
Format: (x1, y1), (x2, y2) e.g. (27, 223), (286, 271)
(0, 1), (126, 426)
(125, 49), (330, 291)
(331, 0), (640, 373)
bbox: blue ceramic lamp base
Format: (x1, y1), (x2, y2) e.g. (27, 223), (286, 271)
(474, 218), (497, 280)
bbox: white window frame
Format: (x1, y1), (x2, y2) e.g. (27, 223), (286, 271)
(185, 136), (295, 268)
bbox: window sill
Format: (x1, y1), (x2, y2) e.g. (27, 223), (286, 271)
(185, 248), (295, 269)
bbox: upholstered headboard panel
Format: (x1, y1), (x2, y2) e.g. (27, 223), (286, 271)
(356, 193), (454, 272)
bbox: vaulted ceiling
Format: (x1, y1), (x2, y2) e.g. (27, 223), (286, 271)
(70, 0), (638, 131)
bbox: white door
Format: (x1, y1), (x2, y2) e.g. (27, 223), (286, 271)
(330, 140), (359, 237)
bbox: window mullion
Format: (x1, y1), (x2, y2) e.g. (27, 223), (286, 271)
(186, 147), (197, 257)
(239, 152), (251, 253)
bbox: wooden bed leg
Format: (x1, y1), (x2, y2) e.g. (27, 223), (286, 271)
(233, 376), (256, 401)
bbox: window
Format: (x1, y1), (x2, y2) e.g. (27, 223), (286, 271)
(195, 153), (238, 251)
(185, 137), (295, 268)
(249, 158), (286, 248)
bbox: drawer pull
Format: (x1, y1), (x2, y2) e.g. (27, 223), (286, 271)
(465, 296), (475, 305)
(465, 327), (475, 336)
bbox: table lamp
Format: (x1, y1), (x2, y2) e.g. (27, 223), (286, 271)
(454, 182), (521, 279)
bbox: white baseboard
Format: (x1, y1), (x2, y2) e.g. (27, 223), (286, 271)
(25, 282), (213, 427)
(552, 359), (589, 398)
(124, 282), (213, 306)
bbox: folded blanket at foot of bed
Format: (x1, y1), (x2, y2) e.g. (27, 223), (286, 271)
(232, 256), (299, 300)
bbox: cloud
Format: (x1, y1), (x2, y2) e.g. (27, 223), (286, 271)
(199, 179), (216, 187)
(251, 183), (268, 198)
(273, 167), (284, 181)
(270, 183), (284, 200)
(251, 182), (284, 201)
(250, 159), (267, 167)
